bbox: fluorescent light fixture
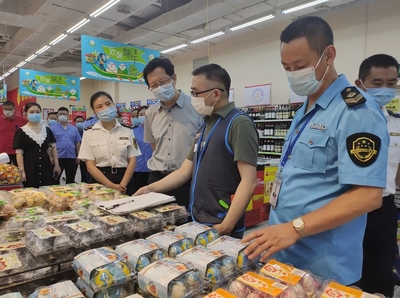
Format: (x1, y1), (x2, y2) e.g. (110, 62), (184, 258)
(67, 18), (90, 33)
(191, 31), (225, 44)
(230, 14), (275, 31)
(282, 0), (329, 14)
(26, 54), (37, 62)
(80, 77), (86, 80)
(161, 44), (188, 54)
(9, 67), (17, 73)
(16, 61), (26, 68)
(49, 34), (67, 45)
(90, 0), (121, 18)
(4, 72), (10, 77)
(36, 45), (50, 55)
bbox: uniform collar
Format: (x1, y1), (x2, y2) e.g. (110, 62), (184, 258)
(212, 102), (236, 119)
(315, 74), (350, 110)
(382, 106), (390, 120)
(158, 90), (184, 110)
(93, 119), (121, 131)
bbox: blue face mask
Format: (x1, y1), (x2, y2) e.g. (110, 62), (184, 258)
(28, 113), (42, 123)
(366, 87), (396, 107)
(48, 119), (57, 126)
(152, 82), (175, 102)
(138, 116), (145, 125)
(97, 106), (117, 122)
(76, 122), (84, 130)
(131, 118), (141, 127)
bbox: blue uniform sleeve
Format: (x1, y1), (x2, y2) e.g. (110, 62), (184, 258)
(336, 104), (389, 187)
(75, 127), (82, 143)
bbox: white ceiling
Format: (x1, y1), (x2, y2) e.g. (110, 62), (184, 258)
(0, 0), (373, 77)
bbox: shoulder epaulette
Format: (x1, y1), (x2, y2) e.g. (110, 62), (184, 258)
(387, 109), (400, 118)
(341, 86), (366, 107)
(84, 126), (93, 131)
(85, 116), (93, 121)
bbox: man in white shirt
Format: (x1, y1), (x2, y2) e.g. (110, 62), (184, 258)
(355, 54), (400, 297)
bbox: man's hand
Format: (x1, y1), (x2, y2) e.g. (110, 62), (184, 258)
(242, 223), (301, 262)
(212, 223), (233, 236)
(75, 158), (80, 165)
(111, 183), (126, 194)
(134, 185), (152, 196)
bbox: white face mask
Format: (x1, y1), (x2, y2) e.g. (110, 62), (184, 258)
(58, 115), (68, 123)
(3, 110), (14, 118)
(286, 50), (329, 96)
(191, 92), (216, 115)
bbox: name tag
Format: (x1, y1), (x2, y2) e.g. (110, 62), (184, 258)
(119, 137), (128, 140)
(389, 132), (400, 136)
(309, 123), (327, 131)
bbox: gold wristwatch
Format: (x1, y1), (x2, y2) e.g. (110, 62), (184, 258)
(293, 217), (308, 238)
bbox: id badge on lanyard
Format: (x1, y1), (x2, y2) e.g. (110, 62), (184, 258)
(270, 106), (319, 210)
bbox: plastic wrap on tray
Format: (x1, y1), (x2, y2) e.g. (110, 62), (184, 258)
(147, 231), (194, 258)
(208, 236), (258, 271)
(70, 198), (96, 211)
(205, 288), (238, 298)
(116, 239), (167, 272)
(88, 188), (121, 201)
(319, 281), (384, 298)
(72, 247), (136, 292)
(44, 190), (84, 212)
(0, 241), (36, 274)
(85, 209), (107, 221)
(8, 189), (46, 209)
(0, 293), (23, 298)
(35, 214), (81, 229)
(0, 198), (17, 218)
(259, 260), (322, 298)
(176, 246), (236, 285)
(79, 183), (104, 193)
(0, 164), (21, 185)
(76, 277), (134, 298)
(3, 217), (37, 241)
(28, 280), (85, 298)
(129, 211), (164, 237)
(61, 220), (106, 248)
(175, 222), (219, 247)
(138, 258), (205, 298)
(151, 204), (189, 225)
(228, 272), (295, 298)
(95, 215), (135, 238)
(39, 185), (74, 192)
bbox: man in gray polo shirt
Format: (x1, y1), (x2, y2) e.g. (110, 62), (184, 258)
(143, 58), (203, 208)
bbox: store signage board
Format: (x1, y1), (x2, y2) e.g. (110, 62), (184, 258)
(19, 69), (80, 101)
(244, 83), (271, 106)
(116, 102), (126, 110)
(147, 99), (158, 106)
(0, 83), (7, 104)
(81, 35), (160, 84)
(130, 100), (141, 111)
(70, 105), (87, 123)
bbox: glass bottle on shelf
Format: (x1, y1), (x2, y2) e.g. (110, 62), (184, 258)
(263, 124), (268, 136)
(262, 140), (267, 152)
(271, 140), (275, 152)
(271, 124), (275, 136)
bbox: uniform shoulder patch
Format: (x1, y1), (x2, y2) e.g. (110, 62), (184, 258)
(84, 125), (93, 131)
(387, 109), (400, 118)
(341, 87), (366, 107)
(346, 132), (381, 167)
(132, 137), (139, 150)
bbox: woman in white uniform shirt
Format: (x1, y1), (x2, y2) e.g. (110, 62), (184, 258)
(78, 91), (141, 195)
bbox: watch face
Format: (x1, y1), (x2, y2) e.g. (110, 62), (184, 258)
(293, 218), (303, 229)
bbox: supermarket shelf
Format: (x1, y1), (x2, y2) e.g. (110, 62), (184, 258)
(254, 119), (293, 123)
(258, 151), (282, 155)
(259, 136), (286, 139)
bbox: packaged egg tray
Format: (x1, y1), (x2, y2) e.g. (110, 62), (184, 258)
(79, 183), (104, 193)
(43, 190), (84, 212)
(116, 239), (167, 272)
(35, 213), (81, 229)
(8, 189), (46, 210)
(0, 164), (21, 185)
(228, 272), (296, 298)
(72, 247), (136, 292)
(88, 188), (122, 201)
(29, 280), (85, 298)
(319, 281), (383, 298)
(4, 217), (37, 241)
(175, 222), (219, 247)
(70, 198), (96, 211)
(84, 209), (107, 221)
(259, 260), (322, 298)
(76, 277), (134, 298)
(176, 246), (236, 286)
(0, 293), (23, 298)
(0, 240), (36, 277)
(61, 220), (106, 249)
(138, 258), (205, 298)
(146, 231), (194, 258)
(151, 204), (189, 225)
(208, 236), (258, 271)
(95, 215), (135, 240)
(129, 211), (164, 237)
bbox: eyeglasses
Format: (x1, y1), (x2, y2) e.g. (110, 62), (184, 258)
(148, 76), (173, 91)
(190, 88), (225, 97)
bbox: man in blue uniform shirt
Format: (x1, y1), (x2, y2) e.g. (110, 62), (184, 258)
(243, 16), (389, 286)
(83, 114), (98, 130)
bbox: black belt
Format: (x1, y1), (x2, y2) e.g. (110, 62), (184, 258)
(153, 170), (174, 176)
(382, 194), (394, 206)
(98, 167), (126, 174)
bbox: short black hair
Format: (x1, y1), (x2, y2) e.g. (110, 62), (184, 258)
(280, 16), (334, 55)
(58, 107), (69, 113)
(24, 102), (41, 113)
(192, 64), (231, 96)
(47, 112), (58, 117)
(138, 106), (148, 114)
(143, 58), (175, 86)
(74, 116), (84, 122)
(358, 54), (399, 81)
(90, 91), (114, 109)
(2, 100), (14, 108)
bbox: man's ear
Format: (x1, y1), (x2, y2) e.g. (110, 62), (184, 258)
(355, 79), (364, 90)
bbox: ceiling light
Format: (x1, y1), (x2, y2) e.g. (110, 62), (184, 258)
(16, 61), (26, 68)
(67, 18), (90, 33)
(4, 72), (10, 77)
(161, 44), (188, 54)
(49, 34), (67, 45)
(282, 0), (329, 14)
(230, 14), (275, 31)
(80, 77), (86, 80)
(36, 45), (50, 55)
(26, 54), (37, 62)
(191, 31), (225, 44)
(90, 0), (121, 18)
(9, 67), (17, 73)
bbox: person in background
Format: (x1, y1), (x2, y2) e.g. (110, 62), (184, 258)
(75, 116), (88, 183)
(0, 100), (27, 165)
(83, 113), (98, 130)
(131, 109), (138, 119)
(47, 112), (58, 127)
(143, 57), (203, 208)
(13, 103), (61, 188)
(133, 106), (153, 191)
(131, 108), (141, 128)
(116, 110), (124, 125)
(79, 91), (141, 195)
(51, 107), (81, 184)
(136, 64), (258, 238)
(242, 16), (389, 286)
(355, 54), (399, 297)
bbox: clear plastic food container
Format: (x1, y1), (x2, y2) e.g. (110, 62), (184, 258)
(175, 222), (219, 247)
(319, 281), (382, 298)
(28, 280), (85, 298)
(151, 204), (189, 225)
(129, 211), (164, 237)
(8, 189), (46, 209)
(147, 231), (194, 258)
(88, 188), (121, 201)
(61, 220), (106, 248)
(95, 215), (135, 239)
(44, 190), (84, 212)
(76, 278), (134, 298)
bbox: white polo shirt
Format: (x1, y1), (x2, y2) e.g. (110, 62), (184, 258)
(78, 120), (141, 168)
(383, 107), (400, 196)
